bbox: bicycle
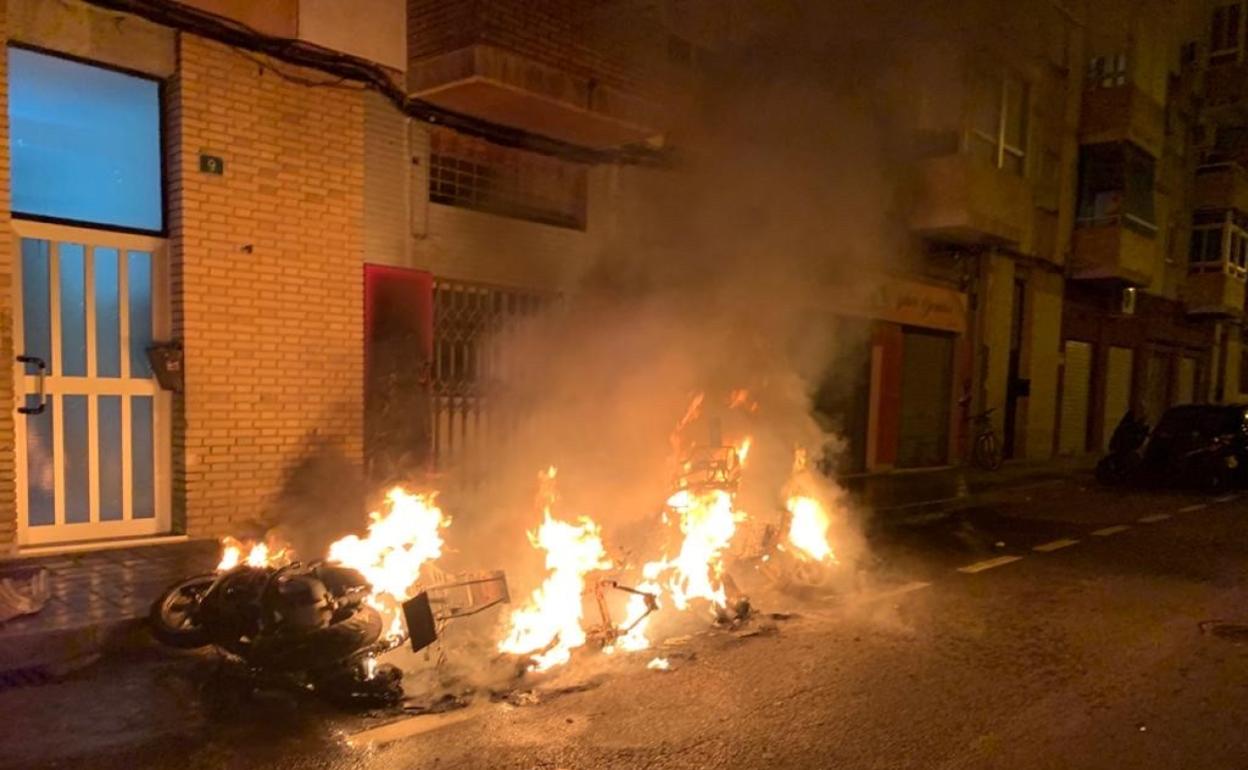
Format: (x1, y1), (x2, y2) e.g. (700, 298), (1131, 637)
(968, 408), (1004, 471)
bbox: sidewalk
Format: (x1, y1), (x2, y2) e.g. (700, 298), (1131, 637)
(0, 539), (218, 675)
(843, 455), (1098, 521)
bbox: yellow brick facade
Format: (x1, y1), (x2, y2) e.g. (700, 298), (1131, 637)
(167, 36), (365, 539)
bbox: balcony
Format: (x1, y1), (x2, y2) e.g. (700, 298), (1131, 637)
(1079, 85), (1165, 158)
(180, 0), (406, 70)
(407, 0), (665, 148)
(1205, 61), (1248, 110)
(1195, 163), (1248, 212)
(1185, 268), (1246, 317)
(909, 154), (1033, 245)
(1070, 217), (1158, 285)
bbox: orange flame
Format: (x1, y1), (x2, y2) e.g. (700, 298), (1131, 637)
(216, 536), (289, 571)
(327, 488), (450, 639)
(499, 468), (612, 671)
(665, 488), (741, 610)
(783, 449), (839, 564)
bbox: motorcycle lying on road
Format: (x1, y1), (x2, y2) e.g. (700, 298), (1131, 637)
(150, 560), (508, 707)
(151, 561), (404, 706)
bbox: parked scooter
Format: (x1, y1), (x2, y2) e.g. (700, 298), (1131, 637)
(151, 558), (510, 708)
(150, 561), (405, 706)
(1095, 410), (1149, 485)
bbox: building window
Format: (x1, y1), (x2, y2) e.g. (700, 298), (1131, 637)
(428, 131), (588, 230)
(1086, 53), (1127, 89)
(1211, 3), (1244, 64)
(968, 71), (1028, 176)
(8, 46), (163, 233)
(1075, 142), (1157, 234)
(1190, 209), (1248, 277)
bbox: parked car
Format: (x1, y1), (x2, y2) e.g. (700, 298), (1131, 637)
(1104, 404), (1248, 489)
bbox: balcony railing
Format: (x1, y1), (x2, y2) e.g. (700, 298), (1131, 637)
(909, 153), (1033, 246)
(1070, 217), (1157, 285)
(406, 0), (667, 147)
(1079, 85), (1165, 158)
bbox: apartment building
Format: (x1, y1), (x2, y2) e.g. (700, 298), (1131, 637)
(892, 0), (1082, 470)
(1057, 0), (1215, 455)
(1196, 1), (1248, 404)
(0, 0), (405, 553)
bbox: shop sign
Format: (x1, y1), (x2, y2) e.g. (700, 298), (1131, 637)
(836, 277), (968, 333)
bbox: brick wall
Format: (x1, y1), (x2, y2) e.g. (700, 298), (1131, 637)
(407, 126), (614, 290)
(169, 36), (365, 537)
(0, 0), (14, 553)
(407, 0), (663, 94)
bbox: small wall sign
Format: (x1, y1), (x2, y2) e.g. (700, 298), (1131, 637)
(199, 153), (224, 175)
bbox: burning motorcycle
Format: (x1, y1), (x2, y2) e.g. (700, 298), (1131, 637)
(150, 559), (509, 707)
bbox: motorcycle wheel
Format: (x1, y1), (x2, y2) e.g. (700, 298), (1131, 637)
(759, 553), (839, 593)
(248, 604), (383, 672)
(149, 574), (217, 649)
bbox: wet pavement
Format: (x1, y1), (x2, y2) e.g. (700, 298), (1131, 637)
(0, 540), (219, 672)
(5, 478), (1248, 769)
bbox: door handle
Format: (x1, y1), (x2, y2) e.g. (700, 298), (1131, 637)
(16, 355), (46, 415)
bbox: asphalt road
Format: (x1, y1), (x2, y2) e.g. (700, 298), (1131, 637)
(5, 476), (1248, 770)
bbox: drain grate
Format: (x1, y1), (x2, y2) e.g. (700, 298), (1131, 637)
(1199, 620), (1248, 641)
(0, 665), (53, 693)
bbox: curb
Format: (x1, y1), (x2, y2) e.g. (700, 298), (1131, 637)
(0, 615), (154, 676)
(872, 476), (1080, 529)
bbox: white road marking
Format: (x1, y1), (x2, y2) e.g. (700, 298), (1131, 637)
(957, 555), (1023, 574)
(1138, 513), (1172, 523)
(1178, 503), (1208, 513)
(347, 704), (485, 747)
(1214, 494), (1240, 504)
(1033, 538), (1079, 553)
(1091, 525), (1131, 536)
(862, 580), (932, 602)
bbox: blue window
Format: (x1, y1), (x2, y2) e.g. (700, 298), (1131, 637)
(8, 46), (163, 233)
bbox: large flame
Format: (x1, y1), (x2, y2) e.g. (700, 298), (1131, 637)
(216, 536), (289, 571)
(784, 449), (838, 564)
(785, 496), (836, 562)
(665, 488), (741, 610)
(614, 560), (667, 652)
(328, 488), (450, 639)
(499, 468), (612, 671)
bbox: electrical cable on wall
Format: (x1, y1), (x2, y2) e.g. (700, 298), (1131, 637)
(77, 0), (671, 167)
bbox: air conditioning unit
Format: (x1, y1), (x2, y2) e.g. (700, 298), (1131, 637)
(1120, 286), (1137, 315)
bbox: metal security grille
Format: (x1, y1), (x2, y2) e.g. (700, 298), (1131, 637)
(428, 130), (587, 230)
(431, 279), (555, 477)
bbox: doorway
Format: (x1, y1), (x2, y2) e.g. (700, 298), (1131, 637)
(13, 221), (170, 546)
(1003, 277), (1026, 458)
(897, 328), (955, 468)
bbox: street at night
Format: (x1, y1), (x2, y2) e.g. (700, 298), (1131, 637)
(9, 1), (1248, 768)
(7, 477), (1248, 770)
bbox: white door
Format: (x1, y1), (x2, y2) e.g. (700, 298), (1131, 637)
(1102, 346), (1134, 450)
(1059, 340), (1092, 455)
(13, 221), (171, 546)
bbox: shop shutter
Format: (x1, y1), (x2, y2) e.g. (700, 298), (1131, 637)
(1102, 346), (1134, 450)
(1175, 357), (1196, 404)
(1059, 340), (1093, 455)
(897, 329), (954, 468)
